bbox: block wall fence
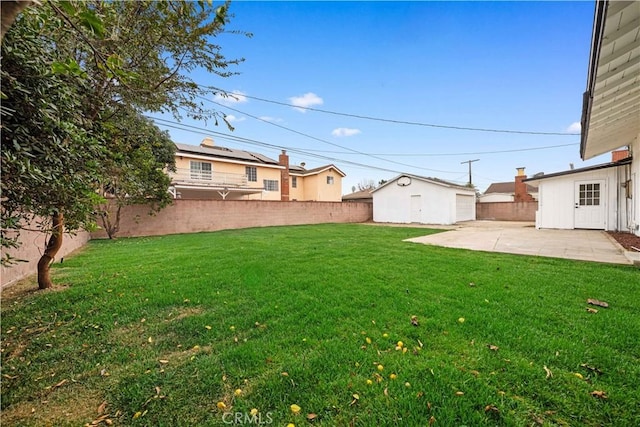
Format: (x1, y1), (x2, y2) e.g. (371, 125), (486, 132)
(475, 201), (538, 221)
(1, 200), (373, 287)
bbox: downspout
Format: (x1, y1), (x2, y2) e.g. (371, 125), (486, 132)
(580, 0), (608, 160)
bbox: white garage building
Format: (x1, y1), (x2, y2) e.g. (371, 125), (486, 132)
(372, 174), (476, 225)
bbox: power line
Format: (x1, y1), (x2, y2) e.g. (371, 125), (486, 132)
(280, 142), (580, 157)
(146, 116), (467, 181)
(204, 97), (461, 174)
(207, 86), (580, 137)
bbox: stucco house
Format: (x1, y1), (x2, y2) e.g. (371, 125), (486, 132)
(372, 174), (476, 225)
(526, 1), (639, 235)
(170, 137), (345, 201)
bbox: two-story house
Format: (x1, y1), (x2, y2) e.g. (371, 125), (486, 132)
(169, 137), (345, 201)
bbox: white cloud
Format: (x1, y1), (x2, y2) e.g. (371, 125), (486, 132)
(566, 121), (581, 133)
(331, 127), (362, 137)
(224, 114), (245, 123)
(288, 92), (323, 112)
(214, 90), (248, 104)
(259, 116), (283, 123)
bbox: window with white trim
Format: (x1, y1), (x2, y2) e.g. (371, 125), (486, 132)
(263, 179), (279, 191)
(578, 183), (600, 206)
(190, 161), (212, 180)
(291, 176), (297, 188)
(326, 176), (334, 185)
(246, 166), (257, 182)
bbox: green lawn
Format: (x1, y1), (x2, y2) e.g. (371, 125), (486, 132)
(1, 224), (638, 426)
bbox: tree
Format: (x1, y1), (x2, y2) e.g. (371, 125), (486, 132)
(357, 179), (377, 191)
(96, 109), (176, 239)
(1, 1), (247, 288)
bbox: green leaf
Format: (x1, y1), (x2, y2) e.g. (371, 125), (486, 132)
(58, 1), (77, 16)
(78, 10), (104, 38)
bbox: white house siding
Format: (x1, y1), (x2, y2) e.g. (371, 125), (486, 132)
(535, 168), (619, 231)
(373, 177), (475, 225)
(631, 136), (640, 236)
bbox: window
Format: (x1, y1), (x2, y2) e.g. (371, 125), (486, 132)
(246, 166), (257, 182)
(326, 176), (334, 185)
(578, 183), (600, 206)
(190, 161), (212, 180)
(263, 179), (279, 192)
(291, 176), (297, 188)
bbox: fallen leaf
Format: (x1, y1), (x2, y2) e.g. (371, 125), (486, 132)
(429, 415), (436, 425)
(90, 414), (110, 425)
(97, 401), (107, 415)
(543, 365), (553, 379)
(51, 379), (67, 389)
(586, 307), (598, 313)
(484, 404), (499, 414)
(574, 373), (584, 379)
(281, 372), (289, 376)
(487, 344), (499, 351)
(455, 391), (464, 396)
(591, 390), (608, 399)
(580, 363), (603, 375)
(158, 359), (169, 364)
(216, 402), (226, 410)
(290, 404), (301, 414)
(411, 315), (419, 326)
(307, 413), (318, 421)
(469, 282), (476, 287)
(383, 387), (389, 397)
(587, 299), (609, 308)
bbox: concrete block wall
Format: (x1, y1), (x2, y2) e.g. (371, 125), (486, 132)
(1, 226), (91, 288)
(475, 201), (537, 221)
(91, 199), (373, 238)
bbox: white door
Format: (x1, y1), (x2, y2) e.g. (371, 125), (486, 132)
(456, 194), (475, 222)
(410, 195), (421, 223)
(574, 180), (605, 229)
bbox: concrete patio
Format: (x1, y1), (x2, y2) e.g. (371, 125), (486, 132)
(404, 221), (637, 265)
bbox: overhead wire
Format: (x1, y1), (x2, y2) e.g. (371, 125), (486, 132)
(146, 115), (458, 179)
(203, 97), (461, 174)
(207, 86), (581, 136)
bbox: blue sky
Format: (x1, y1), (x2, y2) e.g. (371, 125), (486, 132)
(149, 0), (608, 195)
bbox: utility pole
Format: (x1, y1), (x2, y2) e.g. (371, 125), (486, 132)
(460, 159), (479, 187)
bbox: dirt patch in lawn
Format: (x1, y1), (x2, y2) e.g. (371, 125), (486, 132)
(608, 231), (640, 252)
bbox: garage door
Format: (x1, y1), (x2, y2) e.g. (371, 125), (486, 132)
(456, 194), (475, 222)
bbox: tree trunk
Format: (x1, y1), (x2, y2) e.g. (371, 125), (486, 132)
(1, 1), (34, 42)
(37, 212), (63, 290)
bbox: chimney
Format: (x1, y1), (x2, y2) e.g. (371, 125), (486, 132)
(279, 150), (290, 201)
(201, 137), (215, 147)
(612, 149), (630, 162)
(514, 167), (534, 202)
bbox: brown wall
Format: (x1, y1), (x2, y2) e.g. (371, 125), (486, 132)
(92, 199), (373, 238)
(1, 226), (91, 288)
(476, 201), (537, 221)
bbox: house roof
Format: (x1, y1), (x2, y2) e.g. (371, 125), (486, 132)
(580, 0), (640, 160)
(342, 189), (373, 200)
(372, 173), (472, 193)
(484, 182), (537, 194)
(291, 164), (347, 177)
(523, 157), (632, 184)
(175, 143), (279, 165)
